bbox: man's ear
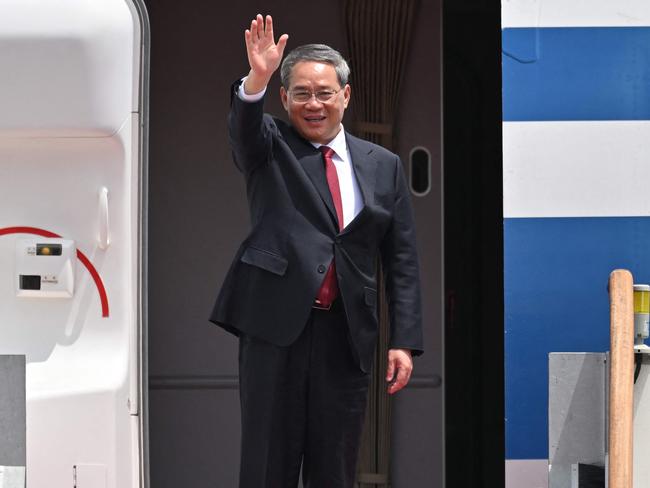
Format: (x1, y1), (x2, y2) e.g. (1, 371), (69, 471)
(343, 84), (351, 109)
(280, 86), (289, 111)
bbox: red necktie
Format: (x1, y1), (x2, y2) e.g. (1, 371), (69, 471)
(315, 146), (344, 308)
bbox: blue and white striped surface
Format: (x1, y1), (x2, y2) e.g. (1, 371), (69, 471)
(502, 1), (650, 485)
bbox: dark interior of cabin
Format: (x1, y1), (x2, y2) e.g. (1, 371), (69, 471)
(145, 0), (503, 485)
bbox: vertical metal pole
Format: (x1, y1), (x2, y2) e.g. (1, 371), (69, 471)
(609, 269), (634, 488)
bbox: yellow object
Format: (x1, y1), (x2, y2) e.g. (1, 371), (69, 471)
(634, 285), (650, 314)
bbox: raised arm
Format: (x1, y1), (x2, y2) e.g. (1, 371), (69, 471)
(229, 14), (288, 174)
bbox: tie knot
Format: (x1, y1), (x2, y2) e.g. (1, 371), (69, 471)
(320, 145), (335, 160)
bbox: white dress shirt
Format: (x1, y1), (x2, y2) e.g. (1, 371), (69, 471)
(238, 79), (363, 229)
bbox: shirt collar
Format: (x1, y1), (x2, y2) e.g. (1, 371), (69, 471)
(311, 125), (347, 159)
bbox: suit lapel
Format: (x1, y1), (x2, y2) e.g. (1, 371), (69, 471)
(284, 125), (378, 234)
(300, 149), (339, 223)
(346, 132), (376, 209)
(283, 126), (339, 231)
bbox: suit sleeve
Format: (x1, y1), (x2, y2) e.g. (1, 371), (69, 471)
(379, 156), (424, 356)
(227, 79), (273, 175)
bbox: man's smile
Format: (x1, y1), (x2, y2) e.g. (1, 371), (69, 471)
(304, 114), (326, 123)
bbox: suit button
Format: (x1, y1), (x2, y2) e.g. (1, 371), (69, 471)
(317, 264), (326, 273)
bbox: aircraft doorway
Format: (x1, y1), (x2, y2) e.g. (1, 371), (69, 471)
(146, 0), (502, 486)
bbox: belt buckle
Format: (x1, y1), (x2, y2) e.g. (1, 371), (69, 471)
(313, 299), (332, 311)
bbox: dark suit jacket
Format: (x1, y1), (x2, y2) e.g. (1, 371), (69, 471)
(210, 81), (423, 372)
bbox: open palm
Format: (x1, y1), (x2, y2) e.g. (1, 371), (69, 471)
(245, 14), (289, 79)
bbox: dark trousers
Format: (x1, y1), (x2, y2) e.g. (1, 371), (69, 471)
(238, 299), (371, 488)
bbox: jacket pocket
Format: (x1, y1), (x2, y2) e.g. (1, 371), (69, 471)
(240, 246), (288, 276)
(364, 286), (377, 307)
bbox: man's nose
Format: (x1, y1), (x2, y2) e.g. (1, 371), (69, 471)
(304, 95), (324, 108)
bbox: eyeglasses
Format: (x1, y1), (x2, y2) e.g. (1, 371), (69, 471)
(288, 89), (341, 103)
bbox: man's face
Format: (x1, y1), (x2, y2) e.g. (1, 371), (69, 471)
(280, 61), (351, 145)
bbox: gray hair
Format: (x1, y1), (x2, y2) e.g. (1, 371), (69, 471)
(280, 44), (351, 88)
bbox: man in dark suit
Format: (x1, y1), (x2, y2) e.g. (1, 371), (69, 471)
(210, 14), (423, 488)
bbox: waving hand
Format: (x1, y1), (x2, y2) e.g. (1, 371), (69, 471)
(243, 14), (289, 94)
